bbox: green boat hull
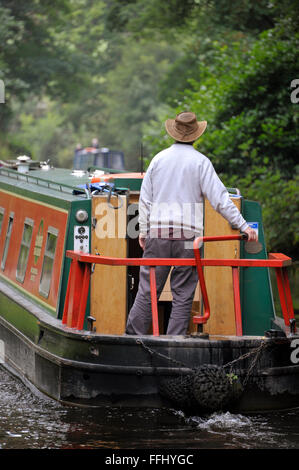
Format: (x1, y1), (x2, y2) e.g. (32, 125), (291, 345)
(1, 277), (299, 412)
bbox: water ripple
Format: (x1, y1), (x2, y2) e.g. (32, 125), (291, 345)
(1, 366), (299, 449)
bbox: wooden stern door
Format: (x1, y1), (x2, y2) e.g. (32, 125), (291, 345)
(91, 193), (128, 334)
(203, 197), (242, 335)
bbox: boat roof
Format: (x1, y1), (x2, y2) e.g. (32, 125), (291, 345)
(0, 166), (144, 207)
(0, 167), (91, 208)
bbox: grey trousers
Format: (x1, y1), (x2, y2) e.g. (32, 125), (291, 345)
(126, 238), (198, 335)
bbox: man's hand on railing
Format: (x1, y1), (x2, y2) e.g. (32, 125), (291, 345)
(139, 234), (146, 250)
(244, 226), (258, 242)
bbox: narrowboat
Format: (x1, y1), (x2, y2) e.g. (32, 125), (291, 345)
(0, 159), (297, 413)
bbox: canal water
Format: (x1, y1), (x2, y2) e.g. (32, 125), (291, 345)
(2, 366), (299, 451)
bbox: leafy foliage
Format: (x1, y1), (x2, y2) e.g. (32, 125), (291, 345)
(141, 5), (299, 257)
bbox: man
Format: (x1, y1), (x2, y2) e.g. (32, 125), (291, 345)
(126, 111), (257, 336)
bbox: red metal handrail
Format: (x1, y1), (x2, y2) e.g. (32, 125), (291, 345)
(62, 235), (294, 336)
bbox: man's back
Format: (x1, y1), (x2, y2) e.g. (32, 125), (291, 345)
(150, 143), (206, 205)
(139, 142), (248, 237)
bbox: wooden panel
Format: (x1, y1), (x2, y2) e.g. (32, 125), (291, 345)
(128, 192), (140, 204)
(203, 197), (241, 335)
(91, 194), (128, 334)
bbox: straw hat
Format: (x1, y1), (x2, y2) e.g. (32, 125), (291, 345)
(165, 112), (207, 142)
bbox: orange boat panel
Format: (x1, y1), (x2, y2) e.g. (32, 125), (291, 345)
(0, 190), (68, 311)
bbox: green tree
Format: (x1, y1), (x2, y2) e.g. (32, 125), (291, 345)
(0, 1), (84, 117)
(0, 0), (111, 159)
(95, 37), (178, 170)
(105, 0), (279, 36)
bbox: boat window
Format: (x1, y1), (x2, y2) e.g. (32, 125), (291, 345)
(1, 212), (14, 271)
(16, 218), (34, 283)
(0, 207), (4, 235)
(39, 226), (59, 298)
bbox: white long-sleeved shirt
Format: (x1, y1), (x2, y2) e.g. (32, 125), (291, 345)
(139, 143), (248, 238)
